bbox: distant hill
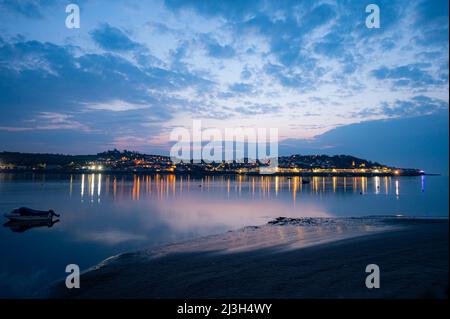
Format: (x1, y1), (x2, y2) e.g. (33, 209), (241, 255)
(278, 154), (383, 169)
(0, 150), (385, 169)
(0, 152), (97, 166)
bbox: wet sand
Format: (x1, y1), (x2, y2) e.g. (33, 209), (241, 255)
(48, 218), (448, 299)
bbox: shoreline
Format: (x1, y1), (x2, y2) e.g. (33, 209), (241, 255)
(0, 169), (430, 177)
(46, 217), (449, 299)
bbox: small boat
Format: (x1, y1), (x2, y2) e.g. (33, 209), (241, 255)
(301, 179), (311, 184)
(4, 207), (60, 222)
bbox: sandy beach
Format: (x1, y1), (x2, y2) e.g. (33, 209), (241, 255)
(47, 217), (449, 299)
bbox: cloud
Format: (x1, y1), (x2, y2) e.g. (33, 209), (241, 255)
(279, 111), (449, 174)
(0, 0), (52, 18)
(414, 0), (449, 27)
(198, 34), (236, 59)
(300, 3), (336, 32)
(240, 66), (252, 80)
(85, 100), (149, 112)
(0, 112), (90, 132)
(0, 36), (214, 151)
(351, 96), (448, 118)
(228, 82), (254, 95)
(381, 96), (449, 117)
(264, 63), (319, 91)
(0, 0), (448, 159)
(371, 64), (443, 86)
(0, 38), (211, 112)
(206, 42), (235, 59)
(164, 0), (264, 19)
(91, 24), (142, 52)
(234, 103), (279, 115)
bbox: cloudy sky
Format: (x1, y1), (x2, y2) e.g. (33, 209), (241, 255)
(0, 0), (448, 171)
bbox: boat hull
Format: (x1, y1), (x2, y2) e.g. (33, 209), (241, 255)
(4, 207), (57, 221)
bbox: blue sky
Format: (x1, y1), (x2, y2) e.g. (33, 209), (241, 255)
(0, 0), (448, 171)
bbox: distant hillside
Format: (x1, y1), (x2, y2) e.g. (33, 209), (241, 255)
(278, 154), (383, 169)
(1, 150), (384, 169)
(0, 152), (98, 166)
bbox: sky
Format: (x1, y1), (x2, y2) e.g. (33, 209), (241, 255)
(0, 0), (448, 172)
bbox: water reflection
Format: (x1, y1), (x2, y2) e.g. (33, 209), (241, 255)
(375, 176), (380, 194)
(71, 174), (406, 203)
(80, 174), (84, 198)
(0, 172), (447, 298)
(395, 180), (400, 198)
(3, 219), (59, 233)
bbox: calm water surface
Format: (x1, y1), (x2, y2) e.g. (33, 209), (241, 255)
(0, 173), (448, 297)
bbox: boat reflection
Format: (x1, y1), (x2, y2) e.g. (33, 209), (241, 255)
(3, 218), (60, 233)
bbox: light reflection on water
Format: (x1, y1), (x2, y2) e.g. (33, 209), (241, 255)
(0, 173), (447, 297)
(64, 173), (419, 203)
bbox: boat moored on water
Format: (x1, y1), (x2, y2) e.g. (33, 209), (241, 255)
(4, 207), (60, 221)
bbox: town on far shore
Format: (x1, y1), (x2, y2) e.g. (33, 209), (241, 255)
(0, 149), (426, 176)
